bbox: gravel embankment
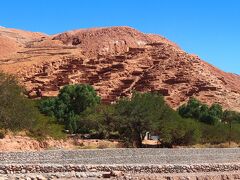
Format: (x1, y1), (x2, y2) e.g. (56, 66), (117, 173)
(1, 148), (240, 179)
(1, 148), (240, 165)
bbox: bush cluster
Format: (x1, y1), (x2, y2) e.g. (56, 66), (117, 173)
(0, 72), (65, 139)
(178, 98), (240, 144)
(38, 84), (240, 147)
(39, 90), (202, 147)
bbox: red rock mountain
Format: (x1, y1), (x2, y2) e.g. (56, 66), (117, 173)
(0, 26), (239, 111)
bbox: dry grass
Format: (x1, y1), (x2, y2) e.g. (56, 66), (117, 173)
(191, 142), (240, 148)
(77, 139), (124, 149)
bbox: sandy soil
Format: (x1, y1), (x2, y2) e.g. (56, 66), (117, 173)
(0, 135), (121, 151)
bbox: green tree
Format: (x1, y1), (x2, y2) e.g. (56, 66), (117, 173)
(115, 92), (169, 147)
(38, 97), (56, 117)
(209, 103), (223, 119)
(39, 84), (100, 133)
(178, 98), (222, 125)
(79, 104), (118, 138)
(58, 84), (100, 114)
(178, 98), (202, 119)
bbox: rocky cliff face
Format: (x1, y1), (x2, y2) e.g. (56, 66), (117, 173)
(0, 26), (239, 111)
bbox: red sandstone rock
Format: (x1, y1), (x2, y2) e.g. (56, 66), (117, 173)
(0, 26), (239, 111)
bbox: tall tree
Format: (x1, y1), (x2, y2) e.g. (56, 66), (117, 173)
(39, 84), (100, 133)
(115, 92), (169, 147)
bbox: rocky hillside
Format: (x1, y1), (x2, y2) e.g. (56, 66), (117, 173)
(0, 26), (46, 58)
(52, 26), (179, 56)
(0, 26), (239, 111)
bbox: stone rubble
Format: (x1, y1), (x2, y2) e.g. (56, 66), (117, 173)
(0, 149), (240, 179)
(0, 166), (240, 179)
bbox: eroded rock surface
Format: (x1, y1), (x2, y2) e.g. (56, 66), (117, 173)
(0, 26), (239, 111)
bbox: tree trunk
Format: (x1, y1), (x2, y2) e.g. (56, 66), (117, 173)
(229, 121), (232, 147)
(132, 132), (142, 148)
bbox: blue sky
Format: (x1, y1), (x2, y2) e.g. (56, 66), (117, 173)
(0, 0), (239, 74)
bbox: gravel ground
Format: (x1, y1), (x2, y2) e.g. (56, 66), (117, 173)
(1, 171), (240, 179)
(1, 148), (240, 179)
(0, 148), (240, 165)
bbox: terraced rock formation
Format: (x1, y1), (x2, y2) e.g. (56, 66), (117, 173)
(0, 26), (239, 111)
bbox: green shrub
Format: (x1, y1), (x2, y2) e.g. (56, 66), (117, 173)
(231, 124), (240, 143)
(199, 123), (228, 144)
(159, 117), (201, 147)
(29, 115), (66, 140)
(0, 72), (66, 140)
(0, 130), (5, 139)
(0, 72), (38, 131)
(108, 132), (120, 139)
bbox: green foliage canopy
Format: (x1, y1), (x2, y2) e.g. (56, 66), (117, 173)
(39, 84), (101, 133)
(178, 98), (223, 125)
(114, 92), (169, 147)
